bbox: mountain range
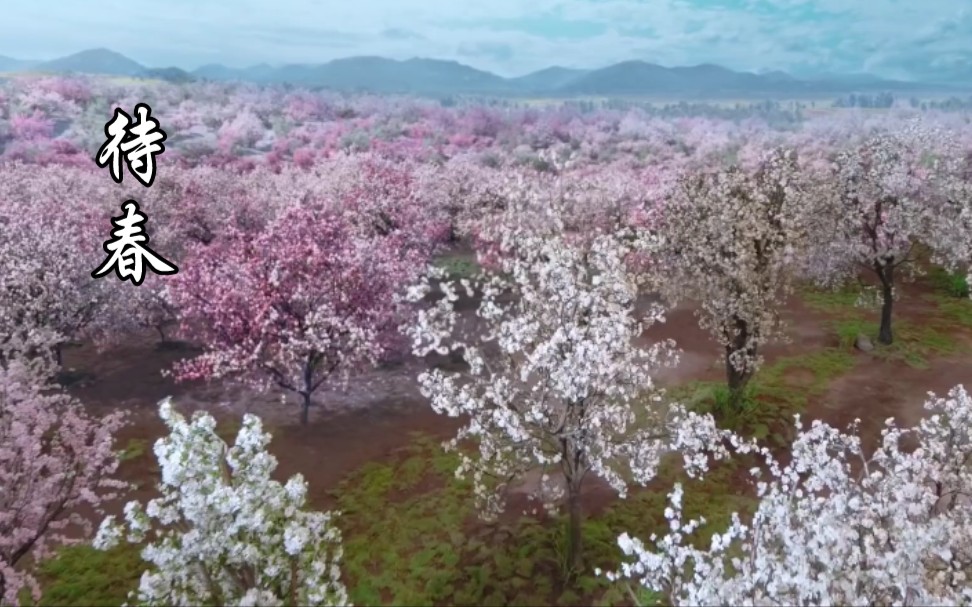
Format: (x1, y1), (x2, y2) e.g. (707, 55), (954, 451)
(0, 48), (965, 98)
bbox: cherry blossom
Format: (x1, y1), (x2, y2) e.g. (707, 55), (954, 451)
(167, 204), (424, 423)
(806, 126), (969, 343)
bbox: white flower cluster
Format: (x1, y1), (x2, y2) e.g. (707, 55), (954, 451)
(407, 223), (687, 520)
(603, 385), (972, 606)
(93, 398), (349, 607)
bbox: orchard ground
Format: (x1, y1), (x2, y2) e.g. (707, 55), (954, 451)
(27, 249), (972, 607)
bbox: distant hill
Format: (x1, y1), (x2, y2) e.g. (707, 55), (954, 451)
(192, 63), (240, 81)
(35, 48), (146, 77)
(0, 47), (963, 98)
(510, 67), (590, 92)
(193, 56), (512, 94)
(559, 61), (788, 96)
(0, 54), (39, 72)
(144, 66), (195, 83)
(558, 61), (936, 97)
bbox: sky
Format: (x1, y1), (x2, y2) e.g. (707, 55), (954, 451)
(0, 0), (970, 81)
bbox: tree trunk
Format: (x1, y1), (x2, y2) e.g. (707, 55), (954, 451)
(155, 324), (167, 344)
(725, 317), (755, 413)
(299, 357), (314, 425)
(725, 354), (754, 412)
(54, 342), (63, 367)
(877, 263), (895, 345)
(566, 480), (583, 575)
(300, 392), (310, 425)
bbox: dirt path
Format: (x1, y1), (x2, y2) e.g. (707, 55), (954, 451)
(811, 355), (972, 446)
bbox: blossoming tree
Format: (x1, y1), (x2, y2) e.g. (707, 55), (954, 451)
(94, 399), (349, 606)
(0, 164), (119, 367)
(925, 140), (972, 300)
(407, 224), (719, 573)
(0, 359), (126, 606)
(656, 148), (811, 412)
(167, 204), (423, 424)
(603, 384), (972, 606)
(808, 128), (965, 344)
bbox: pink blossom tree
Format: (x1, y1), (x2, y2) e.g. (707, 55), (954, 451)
(0, 164), (122, 366)
(168, 205), (424, 424)
(216, 109), (267, 155)
(0, 359), (126, 606)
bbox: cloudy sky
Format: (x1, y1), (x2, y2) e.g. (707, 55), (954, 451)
(0, 0), (969, 81)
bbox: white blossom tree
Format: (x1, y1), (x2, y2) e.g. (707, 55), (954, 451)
(657, 148), (811, 412)
(808, 127), (967, 344)
(94, 399), (349, 607)
(407, 225), (718, 573)
(926, 142), (972, 300)
(602, 384), (972, 606)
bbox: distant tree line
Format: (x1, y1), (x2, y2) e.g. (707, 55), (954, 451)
(437, 97), (807, 125)
(917, 96), (972, 111)
(831, 92), (897, 108)
(830, 92), (972, 112)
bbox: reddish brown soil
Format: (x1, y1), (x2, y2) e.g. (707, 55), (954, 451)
(813, 356), (972, 449)
(63, 334), (462, 512)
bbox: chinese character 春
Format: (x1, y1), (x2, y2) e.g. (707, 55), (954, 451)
(95, 103), (167, 187)
(92, 200), (177, 286)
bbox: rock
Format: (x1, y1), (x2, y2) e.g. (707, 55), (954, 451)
(855, 333), (874, 352)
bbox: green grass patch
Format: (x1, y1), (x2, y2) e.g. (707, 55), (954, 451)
(434, 253), (480, 280)
(802, 273), (972, 364)
(800, 283), (867, 316)
(833, 318), (962, 369)
(116, 438), (149, 462)
(22, 543), (146, 607)
(589, 458), (756, 606)
(334, 432), (753, 606)
(673, 349), (857, 444)
(27, 432), (758, 606)
(928, 267), (970, 299)
(924, 294), (972, 330)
